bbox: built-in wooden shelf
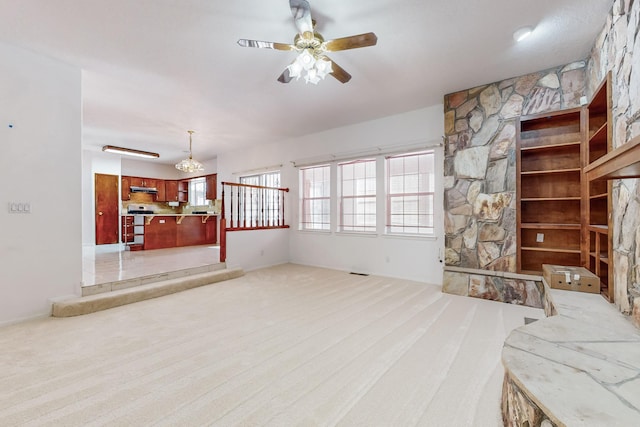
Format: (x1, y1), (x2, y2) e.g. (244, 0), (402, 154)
(521, 247), (581, 254)
(589, 193), (607, 200)
(521, 197), (581, 202)
(584, 134), (640, 181)
(589, 253), (610, 264)
(521, 168), (581, 176)
(589, 122), (608, 143)
(520, 223), (581, 230)
(520, 141), (581, 152)
(587, 224), (608, 232)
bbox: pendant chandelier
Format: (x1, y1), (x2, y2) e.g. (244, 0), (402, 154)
(175, 130), (204, 173)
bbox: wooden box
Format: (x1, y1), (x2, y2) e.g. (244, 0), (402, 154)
(542, 264), (600, 294)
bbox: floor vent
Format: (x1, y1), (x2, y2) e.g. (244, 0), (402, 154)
(349, 272), (369, 276)
(524, 317), (539, 325)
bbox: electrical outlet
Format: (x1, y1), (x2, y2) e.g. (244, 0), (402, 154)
(536, 233), (544, 243)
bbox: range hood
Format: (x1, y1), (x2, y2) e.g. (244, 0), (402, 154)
(130, 185), (158, 194)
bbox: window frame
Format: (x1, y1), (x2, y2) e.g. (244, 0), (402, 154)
(239, 171), (282, 228)
(299, 164), (331, 232)
(188, 177), (207, 207)
(337, 158), (377, 234)
(385, 150), (435, 236)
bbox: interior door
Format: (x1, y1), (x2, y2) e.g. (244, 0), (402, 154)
(95, 173), (120, 245)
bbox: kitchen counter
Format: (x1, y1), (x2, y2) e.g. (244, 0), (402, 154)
(122, 213), (218, 250)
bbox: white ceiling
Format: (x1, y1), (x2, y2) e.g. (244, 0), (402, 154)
(0, 0), (613, 164)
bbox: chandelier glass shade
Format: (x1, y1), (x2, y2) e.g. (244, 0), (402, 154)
(175, 130), (204, 173)
(287, 49), (333, 84)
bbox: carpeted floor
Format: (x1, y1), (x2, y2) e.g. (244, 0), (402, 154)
(0, 263), (541, 426)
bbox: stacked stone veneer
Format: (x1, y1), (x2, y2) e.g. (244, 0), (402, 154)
(442, 63), (587, 308)
(588, 0), (640, 325)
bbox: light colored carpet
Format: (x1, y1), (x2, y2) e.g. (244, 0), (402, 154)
(0, 264), (541, 426)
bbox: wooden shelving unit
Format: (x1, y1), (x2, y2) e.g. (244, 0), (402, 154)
(582, 72), (613, 301)
(516, 108), (583, 274)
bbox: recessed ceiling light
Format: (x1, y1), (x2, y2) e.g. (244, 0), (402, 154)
(513, 26), (533, 42)
(102, 145), (159, 159)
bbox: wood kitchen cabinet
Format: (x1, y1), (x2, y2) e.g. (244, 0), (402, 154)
(178, 180), (189, 202)
(121, 176), (131, 200)
(206, 174), (217, 200)
(205, 217), (217, 244)
(155, 179), (166, 201)
(143, 215), (218, 249)
(165, 180), (179, 201)
(129, 177), (157, 188)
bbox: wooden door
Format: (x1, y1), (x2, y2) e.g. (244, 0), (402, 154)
(95, 173), (120, 245)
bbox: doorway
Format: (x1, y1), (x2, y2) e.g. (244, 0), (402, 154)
(95, 173), (120, 245)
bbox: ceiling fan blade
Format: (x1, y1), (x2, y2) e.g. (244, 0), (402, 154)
(237, 39), (295, 51)
(289, 0), (314, 36)
(326, 58), (352, 83)
(277, 67), (294, 83)
(324, 32), (378, 51)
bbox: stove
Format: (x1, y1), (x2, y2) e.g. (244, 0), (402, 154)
(127, 205), (155, 215)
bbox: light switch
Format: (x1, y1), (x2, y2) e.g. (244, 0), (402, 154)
(8, 201), (31, 214)
(536, 233), (544, 243)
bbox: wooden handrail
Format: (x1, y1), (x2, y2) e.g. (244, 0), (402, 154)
(221, 181), (290, 192)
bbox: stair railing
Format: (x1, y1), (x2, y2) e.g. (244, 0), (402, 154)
(220, 182), (290, 262)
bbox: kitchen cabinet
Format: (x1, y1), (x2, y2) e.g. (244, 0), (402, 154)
(165, 180), (179, 201)
(178, 180), (189, 202)
(122, 175), (162, 200)
(141, 215), (218, 249)
(144, 217), (178, 250)
(206, 174), (217, 200)
(121, 176), (131, 201)
(205, 217), (217, 244)
(129, 177), (157, 188)
(155, 179), (166, 201)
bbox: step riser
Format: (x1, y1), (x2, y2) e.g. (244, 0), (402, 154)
(53, 268), (244, 317)
(82, 263), (227, 297)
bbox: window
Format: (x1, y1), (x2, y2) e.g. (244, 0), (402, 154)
(188, 177), (207, 206)
(300, 165), (330, 231)
(338, 159), (376, 233)
(386, 151), (434, 235)
(239, 171), (282, 227)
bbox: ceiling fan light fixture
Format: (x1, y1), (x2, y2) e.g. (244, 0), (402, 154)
(175, 130), (204, 173)
(289, 50), (332, 84)
(315, 56), (332, 78)
(299, 49), (316, 70)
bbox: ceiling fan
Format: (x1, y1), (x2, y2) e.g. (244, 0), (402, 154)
(237, 0), (378, 84)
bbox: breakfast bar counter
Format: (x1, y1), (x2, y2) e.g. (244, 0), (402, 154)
(123, 214), (218, 250)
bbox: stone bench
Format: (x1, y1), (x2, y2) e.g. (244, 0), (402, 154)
(501, 283), (640, 425)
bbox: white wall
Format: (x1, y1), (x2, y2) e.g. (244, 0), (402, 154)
(217, 105), (445, 283)
(0, 42), (82, 325)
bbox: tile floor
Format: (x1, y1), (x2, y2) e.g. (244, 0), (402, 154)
(82, 244), (220, 287)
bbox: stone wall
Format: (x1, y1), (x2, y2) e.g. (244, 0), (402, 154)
(587, 0), (640, 319)
(442, 63), (587, 304)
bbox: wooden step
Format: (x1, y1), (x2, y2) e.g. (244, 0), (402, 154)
(52, 268), (244, 317)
